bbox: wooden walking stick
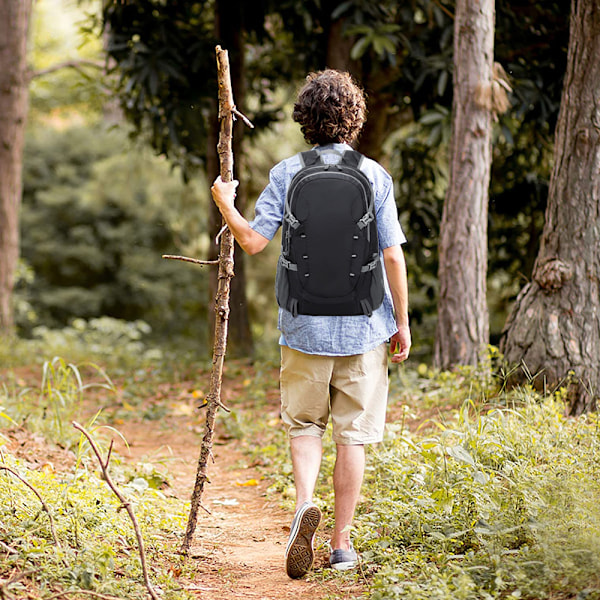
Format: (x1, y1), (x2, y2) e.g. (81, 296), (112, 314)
(174, 45), (253, 555)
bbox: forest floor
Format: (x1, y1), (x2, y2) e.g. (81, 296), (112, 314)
(3, 355), (454, 600)
(111, 408), (366, 600)
(3, 359), (368, 600)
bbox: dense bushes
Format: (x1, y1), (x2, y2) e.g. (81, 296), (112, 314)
(18, 124), (210, 346)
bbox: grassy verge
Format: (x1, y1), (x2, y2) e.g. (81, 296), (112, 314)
(0, 356), (194, 600)
(242, 356), (600, 600)
(358, 373), (600, 600)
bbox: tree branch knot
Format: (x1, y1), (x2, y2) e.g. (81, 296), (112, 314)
(534, 258), (573, 292)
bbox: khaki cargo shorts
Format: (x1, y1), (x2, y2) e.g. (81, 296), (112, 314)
(280, 343), (389, 445)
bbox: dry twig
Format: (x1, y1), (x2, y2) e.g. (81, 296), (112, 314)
(71, 422), (160, 600)
(0, 465), (60, 546)
(162, 254), (219, 266)
(46, 590), (125, 600)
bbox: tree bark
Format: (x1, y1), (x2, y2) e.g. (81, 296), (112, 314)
(501, 0), (600, 414)
(0, 0), (33, 332)
(433, 0), (494, 369)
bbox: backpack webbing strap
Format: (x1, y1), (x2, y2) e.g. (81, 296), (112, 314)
(289, 298), (299, 317)
(340, 150), (363, 169)
(360, 299), (373, 317)
(280, 257), (298, 271)
(300, 150), (322, 167)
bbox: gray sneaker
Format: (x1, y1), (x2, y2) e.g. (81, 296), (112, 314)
(285, 501), (322, 579)
(329, 544), (358, 571)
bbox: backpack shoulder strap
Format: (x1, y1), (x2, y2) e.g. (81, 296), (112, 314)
(340, 150), (364, 169)
(300, 150), (322, 167)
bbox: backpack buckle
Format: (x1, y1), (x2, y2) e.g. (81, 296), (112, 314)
(284, 212), (301, 229)
(280, 257), (298, 272)
(357, 211), (374, 230)
(361, 257), (380, 272)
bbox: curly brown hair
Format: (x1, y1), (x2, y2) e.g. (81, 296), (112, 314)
(292, 70), (367, 146)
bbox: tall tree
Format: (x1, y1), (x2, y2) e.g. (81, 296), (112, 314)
(434, 0), (495, 368)
(0, 0), (33, 333)
(501, 0), (600, 414)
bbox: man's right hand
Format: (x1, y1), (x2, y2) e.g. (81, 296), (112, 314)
(211, 176), (239, 211)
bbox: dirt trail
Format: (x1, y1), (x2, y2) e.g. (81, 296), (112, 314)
(114, 414), (366, 600)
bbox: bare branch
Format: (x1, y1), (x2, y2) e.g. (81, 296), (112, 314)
(162, 254), (219, 266)
(0, 465), (60, 546)
(29, 59), (106, 80)
(0, 540), (18, 554)
(72, 422), (160, 600)
(232, 106), (254, 129)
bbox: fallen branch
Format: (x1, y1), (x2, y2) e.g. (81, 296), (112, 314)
(179, 45), (250, 555)
(0, 569), (36, 600)
(72, 422), (159, 600)
(0, 465), (60, 547)
(0, 540), (18, 555)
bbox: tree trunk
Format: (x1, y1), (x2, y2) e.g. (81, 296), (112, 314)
(433, 0), (494, 369)
(500, 0), (600, 414)
(0, 0), (33, 333)
(323, 12), (405, 164)
(207, 0), (253, 358)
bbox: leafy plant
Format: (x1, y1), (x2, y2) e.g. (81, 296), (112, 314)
(0, 359), (194, 599)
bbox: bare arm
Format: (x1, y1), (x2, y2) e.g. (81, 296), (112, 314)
(383, 245), (411, 363)
(210, 177), (269, 255)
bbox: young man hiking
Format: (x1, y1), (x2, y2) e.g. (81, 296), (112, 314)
(211, 69), (411, 579)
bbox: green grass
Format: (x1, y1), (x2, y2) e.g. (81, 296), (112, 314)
(247, 354), (600, 600)
(3, 346), (600, 599)
(0, 356), (194, 600)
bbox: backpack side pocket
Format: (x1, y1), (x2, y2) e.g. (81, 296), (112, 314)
(370, 259), (385, 311)
(275, 255), (290, 311)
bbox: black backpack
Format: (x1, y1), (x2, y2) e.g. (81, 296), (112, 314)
(276, 149), (385, 317)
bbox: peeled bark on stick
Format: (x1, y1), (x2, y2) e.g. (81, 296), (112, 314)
(179, 46), (240, 556)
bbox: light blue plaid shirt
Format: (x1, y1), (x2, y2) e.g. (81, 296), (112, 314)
(249, 143), (406, 356)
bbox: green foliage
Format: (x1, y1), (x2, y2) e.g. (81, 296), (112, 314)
(19, 124), (209, 346)
(246, 357), (600, 600)
(0, 360), (192, 599)
(29, 0), (106, 122)
(1, 356), (114, 449)
(0, 443), (191, 599)
(32, 317), (163, 369)
(100, 0), (217, 173)
(358, 389), (600, 599)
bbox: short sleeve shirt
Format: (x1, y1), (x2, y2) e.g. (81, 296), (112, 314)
(249, 143), (406, 356)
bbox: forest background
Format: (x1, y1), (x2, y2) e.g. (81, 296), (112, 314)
(9, 0), (567, 364)
(4, 2), (600, 600)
